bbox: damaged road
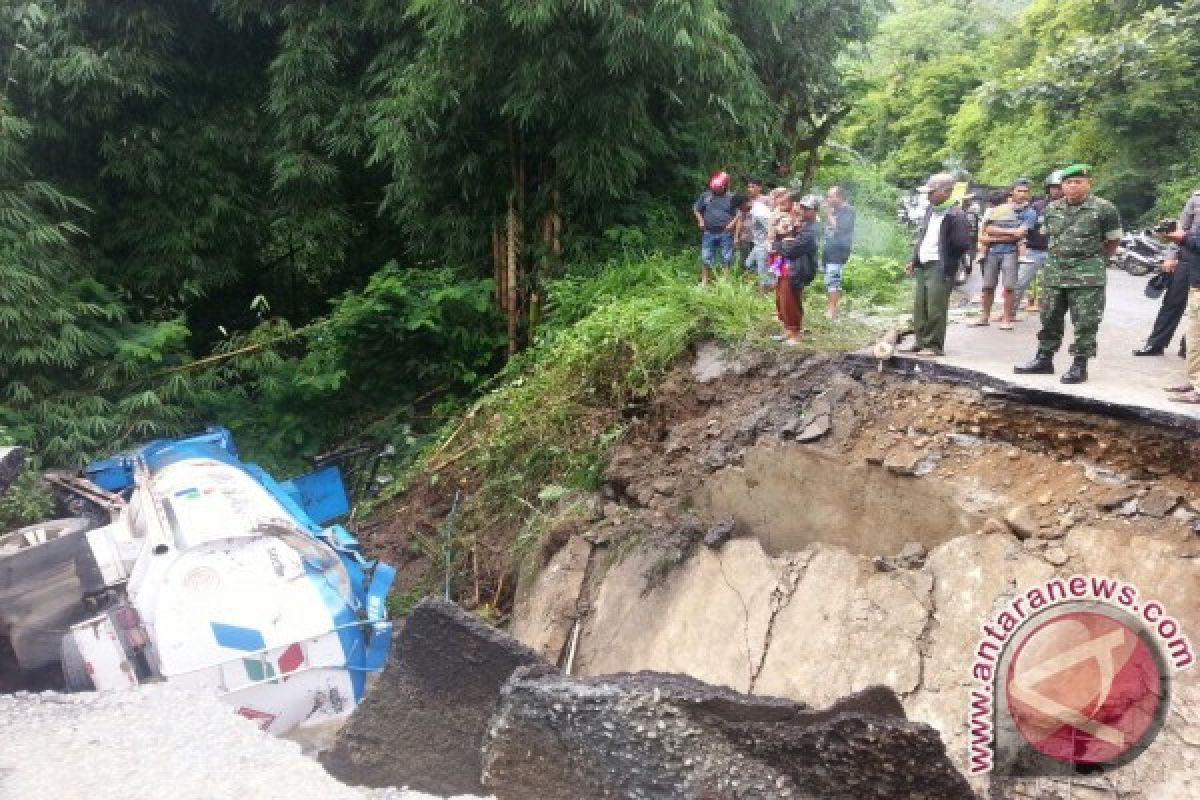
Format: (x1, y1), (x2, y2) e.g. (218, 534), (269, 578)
(507, 342), (1200, 799)
(324, 598), (973, 800)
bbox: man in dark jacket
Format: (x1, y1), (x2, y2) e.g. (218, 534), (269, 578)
(902, 173), (974, 357)
(1134, 190), (1200, 357)
(1163, 202), (1200, 403)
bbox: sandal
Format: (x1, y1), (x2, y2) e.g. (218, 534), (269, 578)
(1164, 384), (1195, 393)
(968, 320), (990, 327)
(998, 321), (1014, 331)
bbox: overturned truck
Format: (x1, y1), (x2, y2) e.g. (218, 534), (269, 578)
(0, 428), (394, 735)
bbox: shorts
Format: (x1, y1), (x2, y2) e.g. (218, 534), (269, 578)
(701, 232), (734, 267)
(745, 244), (773, 286)
(982, 251), (1019, 290)
(823, 262), (844, 292)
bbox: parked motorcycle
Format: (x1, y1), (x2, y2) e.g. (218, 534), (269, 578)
(1111, 220), (1175, 276)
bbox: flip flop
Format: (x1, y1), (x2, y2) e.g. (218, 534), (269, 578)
(998, 322), (1014, 330)
(1168, 392), (1200, 404)
(968, 320), (990, 327)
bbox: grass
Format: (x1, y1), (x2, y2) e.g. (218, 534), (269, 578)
(378, 248), (907, 595)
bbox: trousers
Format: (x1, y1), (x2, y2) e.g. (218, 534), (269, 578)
(913, 264), (951, 351)
(1145, 259), (1191, 351)
(1188, 289), (1200, 386)
(1037, 285), (1106, 359)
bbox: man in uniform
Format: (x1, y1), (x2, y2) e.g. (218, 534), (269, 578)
(1014, 164), (1122, 384)
(1134, 190), (1200, 357)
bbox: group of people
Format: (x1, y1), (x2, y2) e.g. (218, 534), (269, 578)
(904, 165), (1121, 385)
(695, 164), (1200, 401)
(693, 171), (856, 345)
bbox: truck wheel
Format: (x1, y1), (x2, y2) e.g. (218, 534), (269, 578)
(60, 633), (94, 691)
(0, 517), (93, 556)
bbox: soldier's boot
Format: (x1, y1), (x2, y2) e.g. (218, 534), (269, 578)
(1060, 357), (1088, 384)
(1014, 353), (1055, 375)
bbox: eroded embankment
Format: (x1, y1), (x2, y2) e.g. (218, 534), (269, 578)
(508, 343), (1200, 800)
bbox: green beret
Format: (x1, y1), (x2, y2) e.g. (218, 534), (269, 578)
(1059, 163), (1091, 179)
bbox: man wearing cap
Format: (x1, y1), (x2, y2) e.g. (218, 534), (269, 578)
(1134, 189), (1200, 357)
(1014, 171), (1063, 312)
(694, 171), (738, 284)
(902, 173), (974, 357)
(1014, 164), (1122, 384)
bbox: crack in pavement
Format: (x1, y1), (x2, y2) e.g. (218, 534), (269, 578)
(748, 552), (809, 695)
(898, 570), (938, 701)
(714, 548), (756, 692)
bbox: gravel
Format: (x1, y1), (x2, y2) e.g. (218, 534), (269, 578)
(0, 686), (490, 800)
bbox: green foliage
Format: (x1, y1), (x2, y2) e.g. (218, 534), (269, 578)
(0, 0), (886, 474)
(816, 256), (912, 310)
(852, 0), (1200, 219)
(0, 471), (53, 531)
(406, 254), (875, 548)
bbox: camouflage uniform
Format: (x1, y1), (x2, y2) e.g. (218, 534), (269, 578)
(1036, 195), (1122, 358)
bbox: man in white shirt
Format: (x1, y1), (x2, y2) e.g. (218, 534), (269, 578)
(902, 173), (975, 356)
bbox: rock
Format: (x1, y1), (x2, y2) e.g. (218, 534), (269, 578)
(511, 536), (594, 663)
(733, 410), (767, 446)
(0, 446), (26, 497)
(1037, 492), (1053, 505)
(947, 433), (985, 449)
(1139, 487), (1182, 518)
(779, 416), (802, 437)
(319, 598), (547, 796)
(601, 502), (623, 520)
(1044, 546), (1070, 566)
(1094, 486), (1137, 511)
(1005, 505), (1040, 540)
(703, 515), (736, 549)
(796, 413), (832, 442)
(896, 541), (927, 569)
(691, 342), (733, 384)
(651, 477), (675, 496)
(481, 671), (974, 800)
(882, 445), (922, 476)
(981, 517), (1010, 537)
(671, 515), (706, 543)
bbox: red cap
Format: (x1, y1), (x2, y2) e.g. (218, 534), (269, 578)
(709, 171), (730, 191)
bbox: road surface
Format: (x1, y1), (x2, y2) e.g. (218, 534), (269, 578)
(888, 268), (1199, 420)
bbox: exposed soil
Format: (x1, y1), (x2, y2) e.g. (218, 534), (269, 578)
(364, 342), (1200, 619)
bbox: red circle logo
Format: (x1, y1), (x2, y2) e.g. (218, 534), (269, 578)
(1006, 610), (1163, 766)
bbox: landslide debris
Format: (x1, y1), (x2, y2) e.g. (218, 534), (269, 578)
(321, 598), (543, 796)
(323, 598), (973, 800)
(482, 671), (974, 800)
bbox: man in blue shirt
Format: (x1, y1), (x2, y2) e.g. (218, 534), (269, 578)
(693, 171), (738, 284)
